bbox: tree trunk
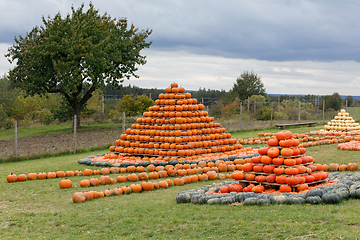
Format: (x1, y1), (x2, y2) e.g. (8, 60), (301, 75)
(73, 101), (81, 128)
(64, 84), (96, 129)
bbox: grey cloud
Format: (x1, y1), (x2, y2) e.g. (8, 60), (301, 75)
(2, 0), (360, 62)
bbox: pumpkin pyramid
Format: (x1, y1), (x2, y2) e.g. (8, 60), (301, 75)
(236, 130), (328, 192)
(323, 109), (360, 132)
(109, 83), (242, 162)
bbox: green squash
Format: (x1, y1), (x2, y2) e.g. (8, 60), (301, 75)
(257, 198), (271, 205)
(207, 198), (221, 205)
(220, 197), (235, 204)
(306, 189), (325, 198)
(139, 161), (151, 167)
(199, 195), (212, 204)
(306, 196), (322, 204)
(244, 197), (259, 206)
(190, 194), (203, 204)
(176, 193), (191, 204)
(290, 197), (306, 204)
(168, 160), (179, 166)
(350, 189), (360, 199)
(234, 193), (246, 203)
(335, 189), (349, 199)
(322, 193), (342, 204)
(270, 194), (289, 205)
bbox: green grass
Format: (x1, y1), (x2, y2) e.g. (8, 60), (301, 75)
(348, 106), (360, 121)
(0, 122), (125, 141)
(1, 127), (360, 239)
(0, 144), (111, 164)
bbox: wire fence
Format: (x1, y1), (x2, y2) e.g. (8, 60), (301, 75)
(212, 98), (355, 132)
(0, 96), (355, 160)
(0, 113), (128, 160)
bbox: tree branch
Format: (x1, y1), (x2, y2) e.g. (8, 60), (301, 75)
(80, 84), (96, 106)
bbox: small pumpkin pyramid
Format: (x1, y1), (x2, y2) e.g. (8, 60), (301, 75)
(236, 130), (328, 192)
(323, 109), (360, 132)
(109, 82), (242, 162)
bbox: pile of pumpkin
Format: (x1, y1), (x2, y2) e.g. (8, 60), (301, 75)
(235, 130), (332, 194)
(103, 82), (243, 163)
(176, 171), (360, 205)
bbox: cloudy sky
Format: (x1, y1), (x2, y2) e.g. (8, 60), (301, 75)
(1, 0), (360, 95)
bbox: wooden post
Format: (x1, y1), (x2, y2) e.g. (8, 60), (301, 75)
(73, 115), (77, 154)
(247, 97), (250, 113)
(122, 112), (126, 134)
(315, 98), (317, 113)
(278, 96), (280, 112)
(323, 100), (325, 124)
(14, 121), (17, 158)
(271, 102), (273, 127)
(318, 97), (320, 112)
(298, 101), (301, 123)
(240, 101), (242, 131)
(346, 100), (348, 112)
(102, 95), (105, 114)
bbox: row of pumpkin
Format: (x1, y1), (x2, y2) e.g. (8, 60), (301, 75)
(71, 168), (331, 203)
(71, 171), (232, 203)
(6, 160), (358, 184)
(242, 131), (360, 147)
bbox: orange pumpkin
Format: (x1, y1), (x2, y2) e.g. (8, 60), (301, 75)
(279, 184), (292, 192)
(80, 179), (90, 187)
(72, 192), (85, 203)
(6, 172), (17, 183)
(59, 179), (73, 189)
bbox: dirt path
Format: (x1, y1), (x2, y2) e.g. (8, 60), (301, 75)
(0, 129), (122, 159)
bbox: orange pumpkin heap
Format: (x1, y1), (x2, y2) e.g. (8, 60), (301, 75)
(234, 130), (328, 193)
(108, 83), (243, 161)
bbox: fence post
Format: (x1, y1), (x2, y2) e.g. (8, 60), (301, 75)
(247, 97), (250, 113)
(271, 102), (273, 127)
(278, 96), (280, 112)
(240, 101), (242, 131)
(122, 112), (126, 134)
(298, 101), (301, 123)
(323, 100), (325, 124)
(346, 100), (348, 112)
(102, 95), (105, 114)
(73, 115), (76, 154)
(14, 121), (17, 158)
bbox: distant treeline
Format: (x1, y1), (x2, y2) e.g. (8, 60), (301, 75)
(105, 84), (357, 109)
(104, 85), (227, 106)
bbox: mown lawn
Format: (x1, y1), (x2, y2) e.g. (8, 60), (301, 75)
(0, 122), (125, 141)
(348, 106), (360, 121)
(1, 127), (360, 239)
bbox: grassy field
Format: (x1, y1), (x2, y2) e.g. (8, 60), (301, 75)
(348, 106), (360, 121)
(0, 122), (126, 141)
(1, 125), (360, 239)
